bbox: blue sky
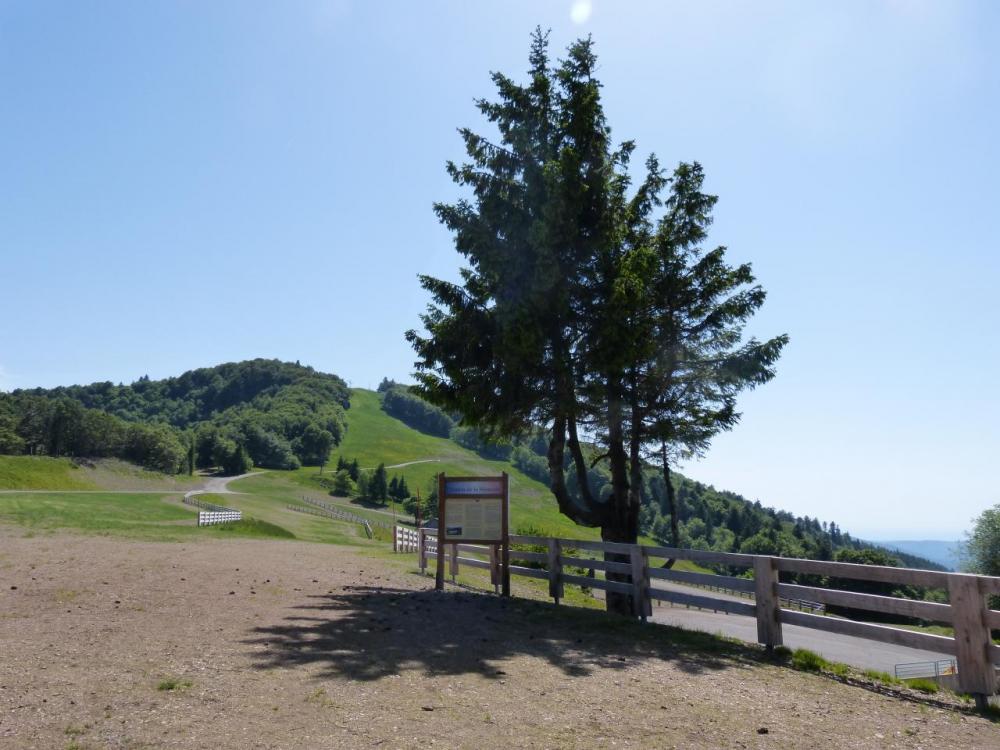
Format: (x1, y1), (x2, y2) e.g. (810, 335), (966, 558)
(2, 1), (997, 539)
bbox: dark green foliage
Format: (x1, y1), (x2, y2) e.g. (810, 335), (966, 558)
(331, 468), (356, 497)
(377, 377), (400, 393)
(291, 423), (334, 467)
(369, 463), (389, 503)
(449, 425), (513, 461)
(0, 393), (188, 473)
(123, 422), (189, 474)
(826, 548), (923, 622)
(7, 359), (348, 472)
(238, 423), (300, 470)
(407, 28), (786, 614)
(380, 386), (454, 438)
(962, 503), (1000, 577)
(510, 445), (550, 485)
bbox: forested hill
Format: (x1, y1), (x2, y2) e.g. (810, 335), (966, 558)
(1, 359), (349, 474)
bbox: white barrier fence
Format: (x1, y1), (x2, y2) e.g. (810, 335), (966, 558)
(198, 510), (242, 526)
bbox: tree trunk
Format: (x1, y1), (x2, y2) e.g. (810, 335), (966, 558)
(602, 393), (638, 615)
(661, 443), (680, 569)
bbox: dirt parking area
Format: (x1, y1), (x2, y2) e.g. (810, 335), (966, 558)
(0, 528), (996, 749)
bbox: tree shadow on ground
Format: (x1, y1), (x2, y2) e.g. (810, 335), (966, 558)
(244, 583), (748, 682)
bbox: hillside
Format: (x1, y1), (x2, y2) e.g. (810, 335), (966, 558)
(1, 360), (944, 571)
(875, 540), (963, 572)
(1, 359), (350, 473)
(316, 388), (596, 539)
(298, 386), (944, 571)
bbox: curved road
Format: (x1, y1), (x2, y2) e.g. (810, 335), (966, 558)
(184, 471), (260, 499)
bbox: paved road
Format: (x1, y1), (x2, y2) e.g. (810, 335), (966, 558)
(184, 471), (261, 498)
(649, 591), (952, 674)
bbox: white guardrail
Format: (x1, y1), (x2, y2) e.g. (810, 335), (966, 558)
(198, 510), (242, 526)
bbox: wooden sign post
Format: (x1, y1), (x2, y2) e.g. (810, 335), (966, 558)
(435, 473), (510, 597)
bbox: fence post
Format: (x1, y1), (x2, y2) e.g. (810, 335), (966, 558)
(490, 544), (500, 594)
(418, 529), (427, 575)
(948, 574), (996, 706)
(754, 556), (782, 650)
(450, 543), (459, 582)
(630, 545), (651, 622)
(547, 538), (563, 605)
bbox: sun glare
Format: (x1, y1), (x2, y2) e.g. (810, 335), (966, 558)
(570, 0), (592, 25)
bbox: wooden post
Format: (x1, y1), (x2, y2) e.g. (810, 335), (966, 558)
(630, 545), (651, 621)
(547, 537), (563, 605)
(392, 525), (398, 553)
(450, 543), (459, 582)
(490, 544), (500, 594)
(754, 556), (783, 649)
(435, 474), (446, 591)
(418, 528), (427, 575)
(501, 473), (511, 597)
(948, 574), (996, 704)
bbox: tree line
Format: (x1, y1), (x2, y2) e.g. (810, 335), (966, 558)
(1, 359), (349, 474)
(322, 456), (413, 508)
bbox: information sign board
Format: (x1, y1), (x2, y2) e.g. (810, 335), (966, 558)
(436, 473), (510, 596)
(444, 496), (503, 541)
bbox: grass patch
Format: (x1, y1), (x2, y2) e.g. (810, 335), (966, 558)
(0, 456), (96, 490)
(0, 492), (194, 539)
(906, 678), (940, 694)
(863, 668), (901, 685)
(791, 648), (829, 672)
(157, 677), (193, 692)
(210, 517), (295, 539)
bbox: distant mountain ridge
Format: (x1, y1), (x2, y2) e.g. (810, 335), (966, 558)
(873, 540), (963, 571)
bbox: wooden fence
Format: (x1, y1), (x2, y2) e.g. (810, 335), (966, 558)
(288, 503), (374, 538)
(395, 527), (1000, 700)
(183, 495), (234, 512)
(299, 496), (391, 529)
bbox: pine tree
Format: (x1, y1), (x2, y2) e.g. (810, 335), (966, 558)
(407, 31), (785, 614)
(370, 463), (388, 503)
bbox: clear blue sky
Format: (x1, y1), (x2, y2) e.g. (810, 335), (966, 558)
(2, 1), (997, 539)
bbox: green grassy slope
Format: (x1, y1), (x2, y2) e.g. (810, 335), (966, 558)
(0, 456), (99, 490)
(309, 388), (600, 539)
(0, 491), (288, 542)
(0, 456), (203, 491)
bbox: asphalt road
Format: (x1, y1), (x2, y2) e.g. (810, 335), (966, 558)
(649, 593), (952, 674)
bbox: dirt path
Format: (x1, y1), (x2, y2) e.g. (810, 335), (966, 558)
(1, 529), (996, 749)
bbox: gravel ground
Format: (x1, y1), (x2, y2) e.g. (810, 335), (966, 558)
(1, 528), (997, 749)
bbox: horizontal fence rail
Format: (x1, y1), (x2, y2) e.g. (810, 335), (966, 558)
(394, 527), (1000, 698)
(197, 510), (242, 526)
(183, 495), (234, 513)
(184, 495), (242, 526)
(288, 503), (374, 538)
(300, 496), (391, 529)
